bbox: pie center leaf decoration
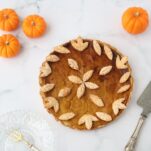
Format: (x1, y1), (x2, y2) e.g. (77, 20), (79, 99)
(77, 83), (85, 99)
(68, 69), (99, 98)
(68, 75), (82, 84)
(82, 70), (94, 81)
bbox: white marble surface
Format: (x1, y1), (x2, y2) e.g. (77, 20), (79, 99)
(0, 0), (151, 151)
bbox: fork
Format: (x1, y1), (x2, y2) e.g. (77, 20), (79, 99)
(9, 130), (40, 151)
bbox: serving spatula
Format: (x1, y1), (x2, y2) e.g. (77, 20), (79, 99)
(125, 81), (151, 151)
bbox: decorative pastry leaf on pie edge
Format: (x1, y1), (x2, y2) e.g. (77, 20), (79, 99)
(96, 112), (112, 121)
(71, 37), (88, 51)
(59, 112), (75, 120)
(116, 55), (128, 69)
(40, 83), (55, 92)
(93, 40), (102, 56)
(46, 54), (60, 62)
(120, 72), (131, 83)
(78, 114), (98, 130)
(40, 62), (51, 77)
(45, 97), (59, 113)
(104, 44), (113, 60)
(54, 45), (70, 54)
(117, 84), (130, 93)
(112, 98), (126, 115)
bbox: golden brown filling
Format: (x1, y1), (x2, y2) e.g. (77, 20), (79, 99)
(39, 37), (133, 130)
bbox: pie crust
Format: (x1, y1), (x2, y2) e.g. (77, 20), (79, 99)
(39, 37), (133, 130)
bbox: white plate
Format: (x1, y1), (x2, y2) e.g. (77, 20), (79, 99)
(0, 111), (55, 151)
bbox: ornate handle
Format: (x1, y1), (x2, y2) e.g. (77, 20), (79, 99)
(23, 139), (40, 151)
(30, 145), (41, 151)
(124, 115), (146, 151)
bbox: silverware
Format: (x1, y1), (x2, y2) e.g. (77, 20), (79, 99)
(124, 81), (151, 151)
(9, 130), (40, 151)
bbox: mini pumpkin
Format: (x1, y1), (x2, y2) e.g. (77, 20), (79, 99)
(0, 34), (21, 58)
(0, 8), (19, 31)
(22, 15), (47, 38)
(122, 7), (149, 34)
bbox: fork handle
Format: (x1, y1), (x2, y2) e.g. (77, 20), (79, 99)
(23, 140), (40, 151)
(30, 145), (40, 151)
(124, 114), (146, 151)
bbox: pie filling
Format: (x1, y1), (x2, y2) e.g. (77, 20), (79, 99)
(39, 37), (133, 130)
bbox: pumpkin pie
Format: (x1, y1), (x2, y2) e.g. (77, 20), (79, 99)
(39, 37), (133, 130)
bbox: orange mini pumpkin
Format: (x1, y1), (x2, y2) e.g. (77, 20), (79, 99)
(0, 8), (19, 31)
(122, 7), (149, 34)
(22, 15), (47, 38)
(0, 34), (21, 58)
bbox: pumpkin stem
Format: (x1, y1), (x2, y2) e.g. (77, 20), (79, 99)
(5, 41), (9, 46)
(134, 12), (140, 17)
(31, 21), (35, 26)
(3, 14), (9, 19)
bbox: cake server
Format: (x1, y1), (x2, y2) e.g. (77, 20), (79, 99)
(124, 81), (151, 151)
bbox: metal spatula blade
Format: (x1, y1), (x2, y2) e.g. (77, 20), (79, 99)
(137, 81), (151, 116)
(125, 81), (151, 151)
